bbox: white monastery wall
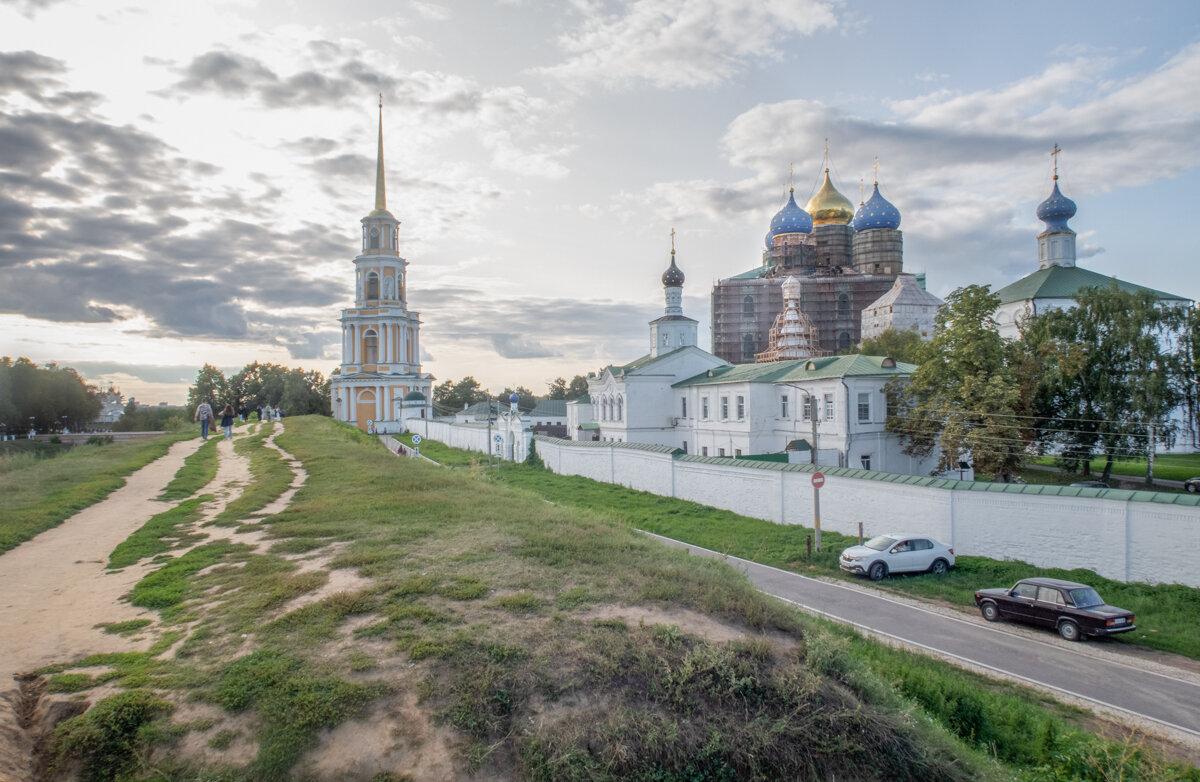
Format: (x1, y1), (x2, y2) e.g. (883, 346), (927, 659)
(530, 436), (1200, 588)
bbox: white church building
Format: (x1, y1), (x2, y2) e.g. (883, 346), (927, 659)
(330, 102), (434, 430)
(578, 236), (942, 474)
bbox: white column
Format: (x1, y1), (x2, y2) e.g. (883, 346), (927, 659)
(376, 385), (384, 423)
(380, 320), (388, 365)
(348, 387), (356, 424)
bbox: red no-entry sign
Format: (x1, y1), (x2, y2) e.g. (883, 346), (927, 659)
(811, 472), (825, 488)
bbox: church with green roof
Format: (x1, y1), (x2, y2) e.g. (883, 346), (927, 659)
(994, 162), (1190, 339)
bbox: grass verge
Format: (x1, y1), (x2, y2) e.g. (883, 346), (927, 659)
(107, 495), (212, 569)
(211, 422), (293, 525)
(0, 432), (193, 554)
(158, 437), (219, 501)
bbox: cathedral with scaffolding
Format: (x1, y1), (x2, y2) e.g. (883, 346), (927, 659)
(712, 154), (927, 364)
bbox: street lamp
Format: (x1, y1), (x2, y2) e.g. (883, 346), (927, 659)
(29, 416), (36, 438)
(61, 415), (69, 434)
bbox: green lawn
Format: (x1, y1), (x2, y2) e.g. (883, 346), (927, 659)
(1033, 452), (1200, 483)
(0, 432), (194, 554)
(399, 438), (1200, 661)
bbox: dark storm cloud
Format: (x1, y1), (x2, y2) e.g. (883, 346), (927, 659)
(0, 49), (65, 96)
(0, 51), (349, 346)
(168, 49), (529, 122)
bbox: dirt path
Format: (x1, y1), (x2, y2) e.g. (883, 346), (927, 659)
(0, 432), (261, 781)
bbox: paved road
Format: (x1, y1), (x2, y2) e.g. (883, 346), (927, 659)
(645, 532), (1200, 740)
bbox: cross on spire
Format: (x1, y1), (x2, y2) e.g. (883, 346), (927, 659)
(670, 227), (675, 256)
(1051, 143), (1061, 180)
(873, 155), (879, 185)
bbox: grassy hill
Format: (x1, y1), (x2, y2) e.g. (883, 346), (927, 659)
(37, 417), (1199, 780)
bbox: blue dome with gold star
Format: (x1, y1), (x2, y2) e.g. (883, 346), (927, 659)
(765, 188), (813, 248)
(852, 183), (901, 231)
(1036, 178), (1077, 232)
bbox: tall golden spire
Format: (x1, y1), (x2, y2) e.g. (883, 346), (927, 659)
(375, 94), (387, 212)
(1051, 143), (1061, 181)
(670, 227), (676, 256)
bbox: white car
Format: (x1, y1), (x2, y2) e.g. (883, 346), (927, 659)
(839, 533), (955, 581)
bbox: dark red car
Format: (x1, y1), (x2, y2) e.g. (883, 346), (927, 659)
(973, 577), (1135, 642)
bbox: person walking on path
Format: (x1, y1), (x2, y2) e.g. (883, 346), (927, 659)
(220, 405), (236, 441)
(194, 400), (214, 440)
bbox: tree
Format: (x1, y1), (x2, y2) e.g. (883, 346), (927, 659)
(501, 385), (537, 412)
(432, 376), (489, 415)
(227, 362), (329, 415)
(547, 377), (569, 400)
(566, 374), (590, 399)
(887, 285), (1025, 480)
(845, 328), (929, 365)
(0, 357), (102, 433)
(186, 364), (230, 416)
(1019, 285), (1183, 483)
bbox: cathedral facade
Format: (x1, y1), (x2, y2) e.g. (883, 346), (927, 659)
(330, 105), (433, 430)
(711, 166), (910, 363)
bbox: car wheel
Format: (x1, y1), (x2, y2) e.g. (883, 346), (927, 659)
(980, 601), (1000, 622)
(1187, 483), (1198, 493)
(868, 561), (887, 581)
(1058, 620), (1082, 642)
(929, 558), (949, 575)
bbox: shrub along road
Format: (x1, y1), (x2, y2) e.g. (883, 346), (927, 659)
(646, 532), (1200, 745)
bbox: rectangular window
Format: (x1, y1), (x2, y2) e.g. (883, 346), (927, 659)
(801, 395), (811, 421)
(701, 397), (709, 419)
(682, 441), (688, 453)
(736, 395), (745, 420)
(718, 447), (726, 457)
(720, 396), (729, 419)
(681, 397), (687, 418)
(702, 446), (708, 456)
(781, 395), (789, 418)
(857, 392), (870, 422)
(860, 454), (871, 470)
(823, 393), (834, 421)
(735, 448), (742, 457)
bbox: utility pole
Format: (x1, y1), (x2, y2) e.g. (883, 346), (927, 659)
(785, 384), (818, 465)
(1146, 421), (1156, 488)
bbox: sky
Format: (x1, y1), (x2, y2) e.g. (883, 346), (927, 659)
(2, 0), (1199, 405)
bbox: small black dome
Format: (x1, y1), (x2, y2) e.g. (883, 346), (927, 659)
(662, 255), (685, 287)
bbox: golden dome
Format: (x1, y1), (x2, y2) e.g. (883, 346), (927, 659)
(805, 169), (855, 225)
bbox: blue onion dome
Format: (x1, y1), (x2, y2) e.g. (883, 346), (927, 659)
(1036, 177), (1077, 232)
(765, 188), (814, 247)
(852, 183), (901, 231)
(661, 252), (685, 286)
(509, 392), (520, 404)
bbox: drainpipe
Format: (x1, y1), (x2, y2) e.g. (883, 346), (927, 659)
(841, 379), (851, 469)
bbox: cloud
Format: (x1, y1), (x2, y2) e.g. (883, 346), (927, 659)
(535, 0), (838, 90)
(166, 48), (569, 178)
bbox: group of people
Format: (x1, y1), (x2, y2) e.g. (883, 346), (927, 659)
(193, 401), (285, 440)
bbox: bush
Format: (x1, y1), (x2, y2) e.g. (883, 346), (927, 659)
(85, 435), (113, 446)
(51, 690), (173, 781)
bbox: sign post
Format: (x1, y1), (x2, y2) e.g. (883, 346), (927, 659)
(411, 434), (422, 458)
(811, 471), (825, 551)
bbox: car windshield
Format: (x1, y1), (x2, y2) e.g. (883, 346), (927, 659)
(1067, 587), (1104, 608)
(863, 536), (897, 551)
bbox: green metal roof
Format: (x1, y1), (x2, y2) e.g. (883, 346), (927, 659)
(673, 354), (916, 388)
(993, 265), (1190, 305)
(726, 266), (769, 280)
(600, 346), (704, 378)
(529, 399), (567, 417)
(578, 422), (600, 430)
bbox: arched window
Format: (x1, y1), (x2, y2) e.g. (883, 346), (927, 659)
(382, 225), (390, 249)
(837, 293), (850, 314)
(742, 333), (756, 362)
(838, 331), (852, 351)
(743, 295), (755, 315)
(617, 397), (623, 421)
(364, 330), (378, 363)
(369, 226), (380, 249)
(366, 273), (379, 300)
